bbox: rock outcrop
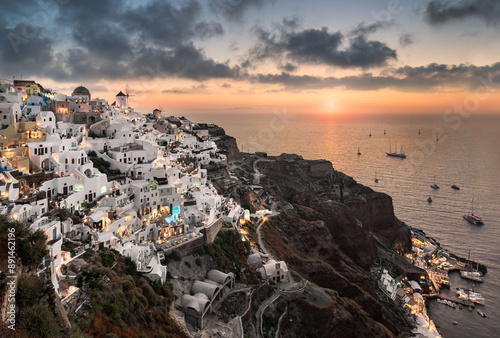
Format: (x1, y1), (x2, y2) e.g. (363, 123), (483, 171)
(247, 153), (412, 335)
(214, 134), (242, 162)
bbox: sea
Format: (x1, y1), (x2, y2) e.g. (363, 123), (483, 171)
(186, 111), (500, 338)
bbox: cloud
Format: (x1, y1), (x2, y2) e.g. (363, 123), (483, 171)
(208, 0), (271, 21)
(247, 24), (397, 69)
(251, 62), (500, 92)
(349, 21), (392, 36)
(425, 0), (500, 26)
(279, 63), (298, 72)
(399, 33), (414, 47)
(162, 84), (209, 95)
(0, 0), (242, 83)
(195, 21), (224, 39)
(0, 19), (56, 76)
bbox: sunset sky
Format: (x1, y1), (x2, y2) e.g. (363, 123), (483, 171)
(1, 0), (500, 116)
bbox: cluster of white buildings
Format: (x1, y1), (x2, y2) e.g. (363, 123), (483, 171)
(0, 81), (248, 299)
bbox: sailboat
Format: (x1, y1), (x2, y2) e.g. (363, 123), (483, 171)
(427, 196), (433, 203)
(374, 173), (379, 183)
(460, 250), (484, 282)
(463, 197), (484, 225)
(384, 129), (386, 135)
(430, 176), (439, 189)
(386, 143), (406, 158)
(369, 131), (372, 137)
(357, 147), (361, 156)
(418, 129), (421, 135)
(436, 135), (439, 142)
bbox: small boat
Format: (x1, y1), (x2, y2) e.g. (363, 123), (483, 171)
(427, 196), (432, 203)
(459, 304), (463, 310)
(384, 129), (386, 135)
(452, 321), (458, 325)
(436, 135), (439, 142)
(461, 270), (483, 283)
(451, 185), (460, 190)
(477, 309), (487, 318)
(463, 197), (483, 225)
(357, 147), (361, 156)
(386, 143), (407, 158)
(418, 129), (421, 135)
(369, 131), (372, 137)
(431, 176), (439, 189)
(374, 173), (378, 183)
(460, 250), (484, 282)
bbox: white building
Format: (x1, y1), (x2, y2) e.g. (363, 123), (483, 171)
(258, 260), (289, 283)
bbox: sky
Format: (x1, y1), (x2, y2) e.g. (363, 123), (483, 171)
(1, 0), (500, 116)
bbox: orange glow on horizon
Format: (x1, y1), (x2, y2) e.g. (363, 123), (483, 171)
(40, 78), (500, 116)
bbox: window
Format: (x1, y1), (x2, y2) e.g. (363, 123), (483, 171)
(49, 117), (52, 121)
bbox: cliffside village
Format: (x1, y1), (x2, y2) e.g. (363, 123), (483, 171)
(0, 80), (263, 310)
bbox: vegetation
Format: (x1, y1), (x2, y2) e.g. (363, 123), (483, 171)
(161, 250), (182, 264)
(16, 275), (42, 308)
(0, 215), (48, 269)
(89, 155), (111, 174)
(73, 250), (185, 337)
(204, 230), (258, 284)
(19, 304), (60, 337)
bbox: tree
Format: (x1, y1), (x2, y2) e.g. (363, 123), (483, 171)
(19, 304), (60, 337)
(0, 215), (48, 268)
(16, 275), (42, 308)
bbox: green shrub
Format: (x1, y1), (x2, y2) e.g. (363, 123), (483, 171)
(100, 252), (115, 268)
(125, 256), (137, 276)
(19, 304), (60, 337)
(16, 275), (41, 308)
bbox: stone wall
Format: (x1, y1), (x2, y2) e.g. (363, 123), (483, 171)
(205, 218), (223, 244)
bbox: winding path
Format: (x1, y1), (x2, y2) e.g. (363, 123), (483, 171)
(253, 158), (275, 184)
(256, 217), (274, 260)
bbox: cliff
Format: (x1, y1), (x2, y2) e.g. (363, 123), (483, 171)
(215, 153), (412, 336)
(259, 155), (411, 267)
(214, 133), (242, 162)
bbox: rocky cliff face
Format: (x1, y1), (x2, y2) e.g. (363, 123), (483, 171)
(261, 212), (407, 336)
(251, 154), (412, 335)
(259, 155), (411, 267)
(214, 134), (242, 162)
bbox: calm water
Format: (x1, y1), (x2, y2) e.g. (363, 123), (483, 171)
(187, 112), (500, 338)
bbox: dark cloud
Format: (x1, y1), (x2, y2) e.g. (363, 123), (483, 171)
(0, 0), (239, 82)
(0, 19), (56, 76)
(195, 22), (224, 39)
(399, 33), (414, 47)
(349, 21), (392, 36)
(281, 16), (302, 31)
(251, 63), (500, 92)
(247, 25), (397, 69)
(209, 0), (271, 21)
(279, 63), (298, 72)
(221, 83), (232, 88)
(425, 0), (500, 25)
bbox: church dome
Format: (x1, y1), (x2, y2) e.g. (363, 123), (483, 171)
(72, 86), (91, 100)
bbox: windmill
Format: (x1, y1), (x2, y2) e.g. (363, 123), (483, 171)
(125, 84), (135, 107)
